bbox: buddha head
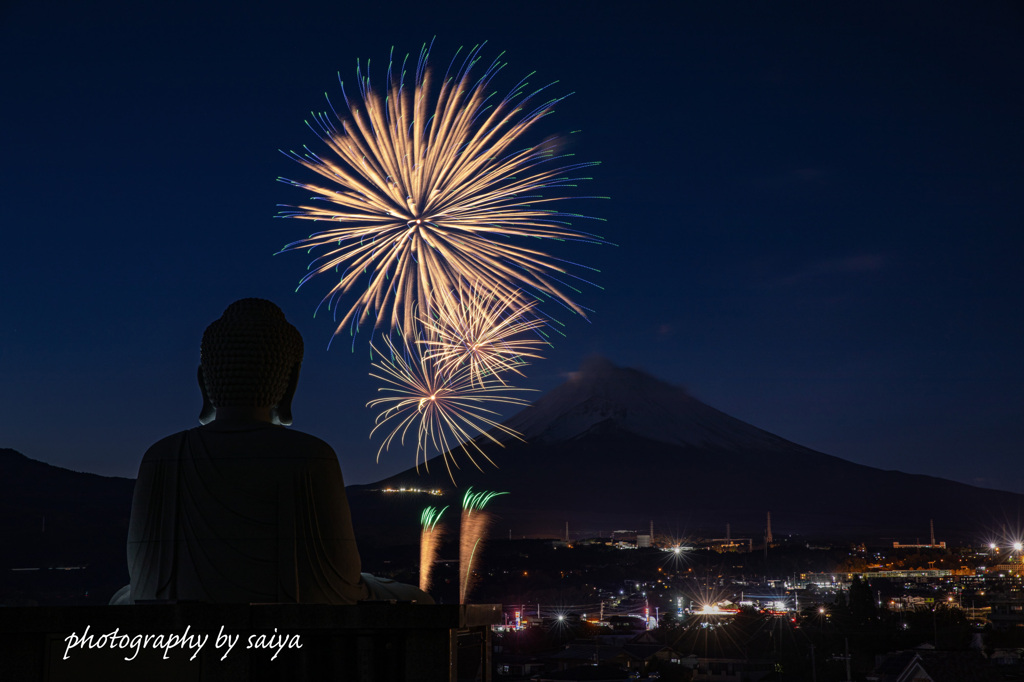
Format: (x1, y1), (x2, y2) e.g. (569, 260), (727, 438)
(198, 298), (304, 425)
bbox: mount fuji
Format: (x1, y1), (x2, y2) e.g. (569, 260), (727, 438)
(349, 356), (1023, 543)
(499, 355), (814, 451)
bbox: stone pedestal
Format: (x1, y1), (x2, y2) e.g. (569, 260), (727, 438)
(0, 602), (500, 681)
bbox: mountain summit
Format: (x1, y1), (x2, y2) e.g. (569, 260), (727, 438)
(504, 355), (794, 451)
(353, 357), (1020, 542)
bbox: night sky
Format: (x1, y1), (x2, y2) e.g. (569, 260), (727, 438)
(2, 1), (1021, 491)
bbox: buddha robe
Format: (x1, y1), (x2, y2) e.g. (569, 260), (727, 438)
(126, 421), (369, 604)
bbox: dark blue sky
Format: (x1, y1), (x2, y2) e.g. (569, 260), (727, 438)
(2, 1), (1021, 491)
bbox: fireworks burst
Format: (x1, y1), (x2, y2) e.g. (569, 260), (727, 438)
(367, 335), (533, 479)
(420, 281), (548, 386)
(419, 505), (448, 594)
(278, 41), (607, 475)
(459, 488), (508, 603)
(278, 41), (605, 337)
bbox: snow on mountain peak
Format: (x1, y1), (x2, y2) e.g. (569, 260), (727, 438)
(503, 356), (793, 451)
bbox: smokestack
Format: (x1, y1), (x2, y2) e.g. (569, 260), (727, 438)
(565, 521), (569, 543)
(650, 520), (654, 540)
(726, 523), (731, 542)
(766, 512), (773, 545)
(930, 519), (936, 546)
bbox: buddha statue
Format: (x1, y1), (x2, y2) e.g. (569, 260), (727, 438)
(113, 298), (429, 604)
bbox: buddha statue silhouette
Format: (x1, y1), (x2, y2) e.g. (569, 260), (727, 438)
(112, 298), (429, 604)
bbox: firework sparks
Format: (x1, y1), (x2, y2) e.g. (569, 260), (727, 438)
(420, 281), (548, 386)
(419, 505), (448, 594)
(459, 488), (508, 603)
(367, 335), (533, 479)
(278, 41), (605, 337)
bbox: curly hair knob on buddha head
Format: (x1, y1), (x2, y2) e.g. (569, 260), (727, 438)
(200, 299), (304, 412)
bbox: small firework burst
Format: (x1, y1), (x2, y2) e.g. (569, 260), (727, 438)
(420, 281), (548, 386)
(367, 335), (532, 479)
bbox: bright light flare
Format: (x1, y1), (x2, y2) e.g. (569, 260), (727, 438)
(659, 535), (693, 572)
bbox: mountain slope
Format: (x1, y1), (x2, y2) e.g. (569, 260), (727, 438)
(350, 357), (1022, 543)
(0, 448), (134, 604)
(502, 355), (797, 451)
(0, 448), (135, 561)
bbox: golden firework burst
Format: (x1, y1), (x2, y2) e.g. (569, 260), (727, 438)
(367, 335), (532, 479)
(420, 281), (548, 386)
(279, 41), (605, 337)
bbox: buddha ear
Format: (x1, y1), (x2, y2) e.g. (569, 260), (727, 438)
(272, 362), (301, 426)
(198, 365), (216, 425)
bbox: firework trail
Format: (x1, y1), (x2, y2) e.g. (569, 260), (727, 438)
(278, 41), (606, 338)
(419, 505), (448, 594)
(459, 488), (508, 603)
(420, 280), (548, 386)
(367, 335), (533, 479)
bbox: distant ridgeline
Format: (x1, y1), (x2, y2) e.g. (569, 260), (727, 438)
(0, 448), (134, 605)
